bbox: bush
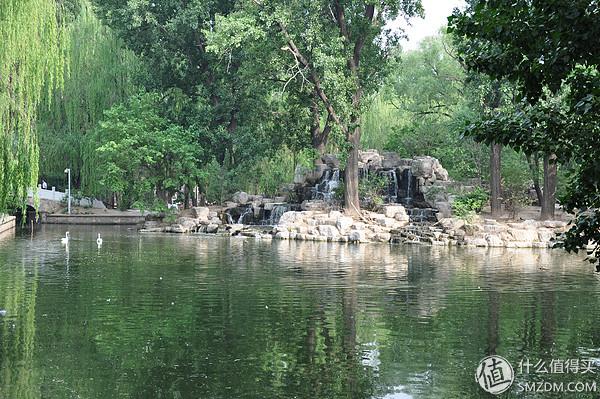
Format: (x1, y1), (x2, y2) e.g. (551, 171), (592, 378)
(359, 174), (388, 209)
(452, 187), (489, 220)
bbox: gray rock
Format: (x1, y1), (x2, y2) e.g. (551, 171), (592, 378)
(382, 151), (402, 169)
(317, 225), (340, 238)
(411, 156), (434, 179)
(231, 191), (249, 204)
(301, 200), (330, 212)
(348, 230), (367, 243)
(321, 154), (340, 169)
(206, 224), (219, 233)
(336, 216), (354, 234)
(0, 309), (7, 317)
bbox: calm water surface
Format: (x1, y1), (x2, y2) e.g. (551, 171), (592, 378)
(0, 225), (599, 398)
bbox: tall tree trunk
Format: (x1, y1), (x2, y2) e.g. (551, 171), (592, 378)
(344, 127), (361, 216)
(526, 154), (543, 206)
(311, 99), (332, 166)
(541, 153), (557, 220)
(490, 143), (502, 217)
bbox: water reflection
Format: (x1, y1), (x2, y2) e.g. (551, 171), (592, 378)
(0, 225), (597, 398)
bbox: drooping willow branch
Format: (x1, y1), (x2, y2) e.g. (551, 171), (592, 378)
(0, 0), (68, 211)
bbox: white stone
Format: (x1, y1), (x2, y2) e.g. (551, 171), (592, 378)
(206, 224), (219, 233)
(317, 225), (340, 238)
(485, 234), (504, 247)
(336, 216), (354, 233)
(382, 204), (407, 219)
(191, 207), (210, 220)
(508, 228), (539, 242)
(278, 211), (303, 225)
(275, 231), (290, 239)
(538, 229), (555, 242)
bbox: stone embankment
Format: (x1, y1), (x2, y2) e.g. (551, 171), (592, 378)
(140, 204), (568, 249)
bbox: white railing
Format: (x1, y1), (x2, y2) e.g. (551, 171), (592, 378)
(27, 185), (105, 209)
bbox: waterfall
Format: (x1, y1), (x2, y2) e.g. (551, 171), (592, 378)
(268, 204), (289, 225)
(237, 207), (253, 224)
(405, 168), (412, 205)
(379, 170), (398, 203)
(225, 212), (234, 224)
(312, 168), (340, 201)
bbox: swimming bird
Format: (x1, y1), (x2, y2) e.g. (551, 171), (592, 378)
(0, 310), (7, 317)
(61, 231), (70, 245)
(96, 233), (103, 247)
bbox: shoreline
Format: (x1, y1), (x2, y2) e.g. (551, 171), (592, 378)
(139, 206), (569, 249)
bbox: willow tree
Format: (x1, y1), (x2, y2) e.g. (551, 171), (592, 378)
(0, 0), (68, 210)
(38, 0), (141, 195)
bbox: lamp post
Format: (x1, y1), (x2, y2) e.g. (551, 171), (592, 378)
(64, 168), (71, 214)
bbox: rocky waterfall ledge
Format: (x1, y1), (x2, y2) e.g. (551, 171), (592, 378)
(140, 205), (568, 248)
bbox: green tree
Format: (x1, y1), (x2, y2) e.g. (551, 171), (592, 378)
(0, 0), (68, 211)
(37, 0), (142, 194)
(448, 0), (600, 252)
(209, 0), (423, 215)
(92, 93), (202, 209)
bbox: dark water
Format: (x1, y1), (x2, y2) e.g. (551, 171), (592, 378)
(0, 225), (599, 399)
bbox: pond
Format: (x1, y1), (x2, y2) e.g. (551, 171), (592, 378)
(0, 225), (599, 398)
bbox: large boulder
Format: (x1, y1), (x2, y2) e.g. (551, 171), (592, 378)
(176, 217), (198, 232)
(278, 211), (305, 226)
(381, 204), (407, 219)
(433, 159), (449, 181)
(411, 156), (435, 179)
(359, 150), (383, 170)
(336, 216), (354, 234)
(317, 225), (340, 239)
(348, 229), (368, 243)
(381, 151), (403, 169)
(206, 223), (219, 233)
(191, 206), (210, 220)
(507, 228), (539, 242)
(231, 191), (249, 204)
(293, 165), (311, 185)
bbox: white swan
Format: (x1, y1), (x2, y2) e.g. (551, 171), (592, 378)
(61, 231), (70, 245)
(96, 233), (103, 247)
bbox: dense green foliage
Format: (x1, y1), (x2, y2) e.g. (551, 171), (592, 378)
(37, 1), (142, 193)
(207, 0), (423, 213)
(451, 187), (489, 221)
(92, 93), (202, 209)
(0, 0), (68, 211)
(449, 0), (600, 260)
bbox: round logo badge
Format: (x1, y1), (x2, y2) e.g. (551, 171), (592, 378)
(476, 355), (515, 394)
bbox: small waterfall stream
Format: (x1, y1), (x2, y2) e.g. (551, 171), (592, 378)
(267, 204), (289, 225)
(378, 170), (399, 203)
(237, 207), (254, 224)
(312, 169), (340, 201)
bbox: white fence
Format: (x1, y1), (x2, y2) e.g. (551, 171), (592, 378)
(27, 186), (106, 209)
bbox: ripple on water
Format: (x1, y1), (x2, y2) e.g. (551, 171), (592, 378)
(0, 226), (599, 399)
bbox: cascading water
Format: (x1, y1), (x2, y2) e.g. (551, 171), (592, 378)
(312, 169), (340, 201)
(378, 170), (398, 203)
(237, 207), (254, 224)
(267, 204), (289, 225)
(405, 168), (413, 205)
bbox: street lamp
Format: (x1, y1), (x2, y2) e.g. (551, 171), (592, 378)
(64, 168), (71, 214)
